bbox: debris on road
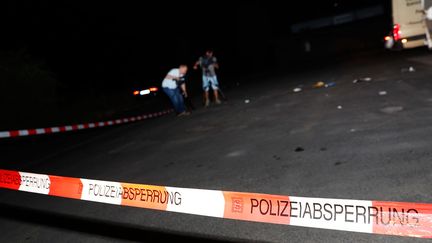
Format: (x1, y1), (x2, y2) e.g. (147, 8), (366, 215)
(325, 82), (336, 88)
(294, 81), (334, 93)
(337, 105), (342, 109)
(244, 99), (250, 104)
(350, 128), (356, 132)
(353, 77), (372, 83)
(295, 147), (304, 152)
(334, 161), (347, 166)
(313, 81), (325, 88)
(293, 87), (302, 93)
(401, 66), (415, 73)
(381, 106), (404, 114)
(379, 91), (387, 96)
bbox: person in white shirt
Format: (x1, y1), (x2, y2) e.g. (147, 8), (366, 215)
(162, 65), (189, 116)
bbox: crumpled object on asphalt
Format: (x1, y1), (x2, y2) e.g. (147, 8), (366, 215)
(353, 77), (372, 83)
(381, 106), (404, 114)
(325, 82), (336, 88)
(401, 66), (415, 73)
(313, 81), (325, 88)
(295, 147), (304, 152)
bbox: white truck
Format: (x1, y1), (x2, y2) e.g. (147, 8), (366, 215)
(385, 0), (432, 49)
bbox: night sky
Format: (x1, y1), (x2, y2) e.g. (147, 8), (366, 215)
(3, 0), (389, 91)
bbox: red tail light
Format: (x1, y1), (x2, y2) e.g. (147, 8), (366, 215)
(393, 24), (401, 41)
(133, 90), (139, 96)
(149, 87), (158, 92)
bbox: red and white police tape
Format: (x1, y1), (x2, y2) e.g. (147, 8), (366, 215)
(0, 109), (174, 139)
(0, 169), (431, 238)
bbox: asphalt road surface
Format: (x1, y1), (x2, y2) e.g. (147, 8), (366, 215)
(1, 49), (432, 242)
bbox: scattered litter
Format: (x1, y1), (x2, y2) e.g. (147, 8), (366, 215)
(325, 82), (336, 88)
(380, 106), (404, 114)
(378, 91), (387, 96)
(244, 99), (250, 104)
(337, 105), (343, 109)
(295, 147), (304, 152)
(313, 81), (325, 88)
(227, 150), (246, 157)
(353, 77), (372, 83)
(350, 128), (356, 132)
(293, 87), (302, 93)
(334, 161), (347, 166)
(401, 66), (415, 73)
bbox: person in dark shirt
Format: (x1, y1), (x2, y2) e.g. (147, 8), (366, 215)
(193, 50), (221, 107)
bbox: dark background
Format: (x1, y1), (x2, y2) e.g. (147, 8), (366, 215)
(1, 0), (391, 128)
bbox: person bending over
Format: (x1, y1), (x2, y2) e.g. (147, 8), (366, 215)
(161, 65), (190, 116)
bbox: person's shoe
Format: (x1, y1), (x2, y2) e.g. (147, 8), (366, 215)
(215, 98), (222, 105)
(204, 99), (210, 107)
(177, 111), (190, 117)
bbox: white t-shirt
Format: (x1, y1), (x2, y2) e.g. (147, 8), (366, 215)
(162, 68), (182, 89)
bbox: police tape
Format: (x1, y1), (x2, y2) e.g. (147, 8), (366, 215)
(0, 169), (431, 238)
(0, 109), (174, 139)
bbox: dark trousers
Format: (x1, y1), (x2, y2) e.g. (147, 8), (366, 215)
(163, 87), (185, 113)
